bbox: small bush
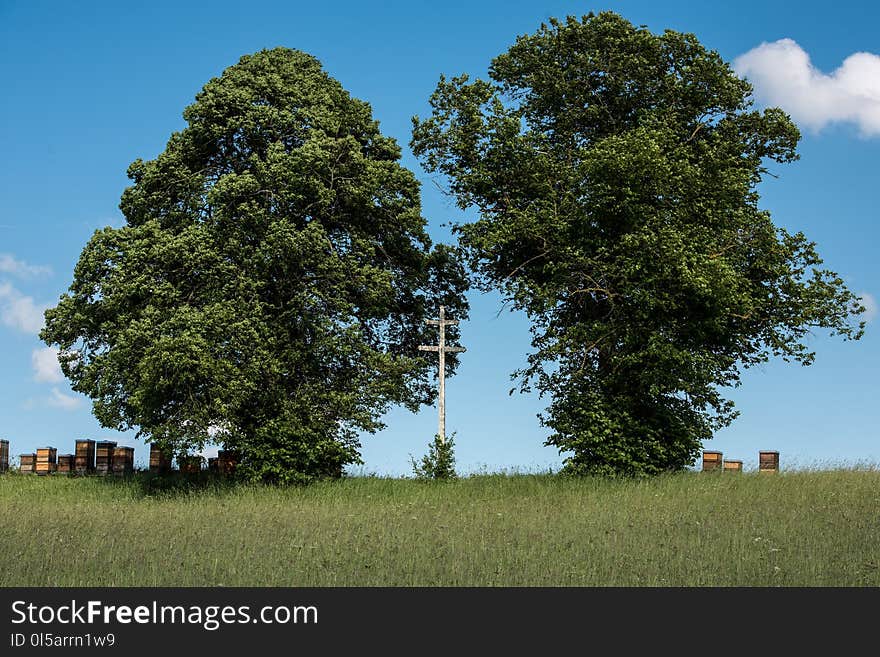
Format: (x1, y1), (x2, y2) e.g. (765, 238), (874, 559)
(411, 434), (457, 480)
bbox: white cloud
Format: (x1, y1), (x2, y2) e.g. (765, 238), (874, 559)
(859, 292), (878, 322)
(0, 253), (52, 277)
(22, 388), (85, 411)
(734, 39), (880, 137)
(32, 346), (64, 383)
(47, 387), (84, 410)
(0, 281), (47, 333)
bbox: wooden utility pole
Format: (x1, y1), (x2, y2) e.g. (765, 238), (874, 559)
(418, 305), (465, 444)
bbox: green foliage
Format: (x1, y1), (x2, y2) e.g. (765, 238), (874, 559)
(411, 433), (457, 480)
(41, 48), (468, 484)
(411, 12), (864, 476)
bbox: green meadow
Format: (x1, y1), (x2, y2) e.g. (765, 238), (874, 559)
(1, 469), (878, 586)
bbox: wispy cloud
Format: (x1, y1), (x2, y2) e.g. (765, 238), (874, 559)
(0, 253), (52, 277)
(859, 292), (878, 323)
(0, 281), (47, 333)
(47, 387), (84, 410)
(734, 39), (880, 137)
(32, 346), (64, 383)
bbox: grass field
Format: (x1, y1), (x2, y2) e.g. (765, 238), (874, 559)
(1, 469), (878, 586)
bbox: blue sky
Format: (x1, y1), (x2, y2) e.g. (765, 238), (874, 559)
(1, 0), (877, 475)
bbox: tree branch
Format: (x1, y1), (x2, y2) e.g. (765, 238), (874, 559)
(503, 248), (550, 282)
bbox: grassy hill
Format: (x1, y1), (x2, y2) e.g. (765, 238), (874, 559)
(1, 469), (878, 586)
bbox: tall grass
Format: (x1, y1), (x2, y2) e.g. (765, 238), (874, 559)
(1, 469), (878, 586)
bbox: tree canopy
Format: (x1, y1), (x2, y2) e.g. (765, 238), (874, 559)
(42, 47), (468, 483)
(411, 12), (864, 475)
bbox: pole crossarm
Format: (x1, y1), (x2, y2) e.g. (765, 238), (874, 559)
(417, 305), (465, 444)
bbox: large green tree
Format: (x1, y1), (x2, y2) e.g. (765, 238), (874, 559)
(411, 13), (864, 476)
(42, 48), (468, 484)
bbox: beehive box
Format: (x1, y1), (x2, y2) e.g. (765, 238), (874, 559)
(111, 446), (134, 475)
(149, 444), (172, 473)
(75, 439), (96, 474)
(57, 454), (75, 474)
(701, 450), (723, 472)
(207, 457), (218, 472)
(19, 453), (36, 474)
(723, 460), (743, 473)
(217, 450), (239, 476)
(0, 439), (8, 472)
(759, 451), (779, 473)
(36, 447), (58, 475)
(95, 441), (117, 475)
(178, 455), (203, 474)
